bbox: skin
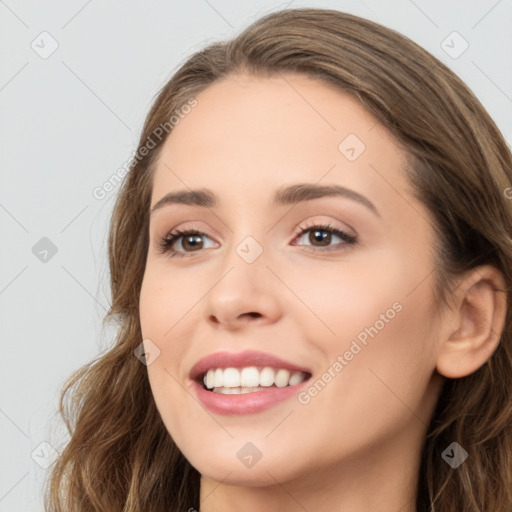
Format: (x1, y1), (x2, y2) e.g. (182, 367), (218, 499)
(139, 72), (507, 512)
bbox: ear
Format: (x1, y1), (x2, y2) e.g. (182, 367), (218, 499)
(436, 265), (508, 379)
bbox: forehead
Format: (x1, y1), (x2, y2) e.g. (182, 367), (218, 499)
(151, 72), (412, 210)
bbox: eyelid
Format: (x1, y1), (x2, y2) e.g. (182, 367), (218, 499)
(156, 216), (354, 241)
(293, 217), (356, 239)
(156, 221), (218, 243)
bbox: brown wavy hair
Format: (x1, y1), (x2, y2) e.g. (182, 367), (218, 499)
(44, 8), (512, 511)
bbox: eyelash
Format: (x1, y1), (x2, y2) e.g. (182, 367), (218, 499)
(157, 221), (358, 259)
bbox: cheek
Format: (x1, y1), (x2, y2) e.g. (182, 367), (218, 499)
(293, 246), (438, 406)
(287, 272), (438, 465)
(139, 263), (191, 339)
(285, 250), (406, 346)
(341, 270), (437, 417)
(139, 272), (192, 444)
(139, 270), (184, 386)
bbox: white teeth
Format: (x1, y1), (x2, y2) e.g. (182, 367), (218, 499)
(275, 369), (291, 388)
(240, 367), (260, 387)
(214, 368), (223, 388)
(214, 386), (268, 394)
(202, 366), (308, 390)
(206, 370), (215, 389)
(259, 367), (275, 386)
(289, 371), (304, 386)
(223, 368), (240, 387)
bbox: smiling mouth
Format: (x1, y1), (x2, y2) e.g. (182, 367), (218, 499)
(199, 366), (312, 394)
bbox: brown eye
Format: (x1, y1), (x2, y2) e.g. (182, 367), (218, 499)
(293, 222), (357, 250)
(180, 233), (204, 251)
(307, 229), (332, 247)
(159, 229), (215, 257)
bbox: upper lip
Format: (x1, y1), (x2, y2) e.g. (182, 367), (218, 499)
(189, 349), (312, 381)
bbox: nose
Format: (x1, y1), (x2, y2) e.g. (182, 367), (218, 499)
(201, 241), (283, 331)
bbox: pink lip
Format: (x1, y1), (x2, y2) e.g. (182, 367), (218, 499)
(190, 378), (311, 415)
(187, 349), (313, 416)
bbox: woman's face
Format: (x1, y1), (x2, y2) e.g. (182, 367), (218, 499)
(139, 72), (446, 486)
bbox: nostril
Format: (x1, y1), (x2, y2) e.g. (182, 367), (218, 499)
(242, 312), (261, 319)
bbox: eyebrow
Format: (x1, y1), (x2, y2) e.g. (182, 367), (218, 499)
(150, 183), (380, 217)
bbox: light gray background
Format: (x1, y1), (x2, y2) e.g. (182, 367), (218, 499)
(1, 1), (511, 510)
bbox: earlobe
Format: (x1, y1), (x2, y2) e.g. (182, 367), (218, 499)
(435, 265), (507, 379)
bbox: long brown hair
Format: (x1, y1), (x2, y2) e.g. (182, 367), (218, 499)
(44, 8), (512, 511)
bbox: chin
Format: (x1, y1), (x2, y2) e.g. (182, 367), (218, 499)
(184, 443), (305, 487)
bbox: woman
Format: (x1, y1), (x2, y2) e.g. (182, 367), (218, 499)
(45, 8), (512, 511)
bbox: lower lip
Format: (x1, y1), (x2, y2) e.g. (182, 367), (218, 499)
(189, 378), (311, 415)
